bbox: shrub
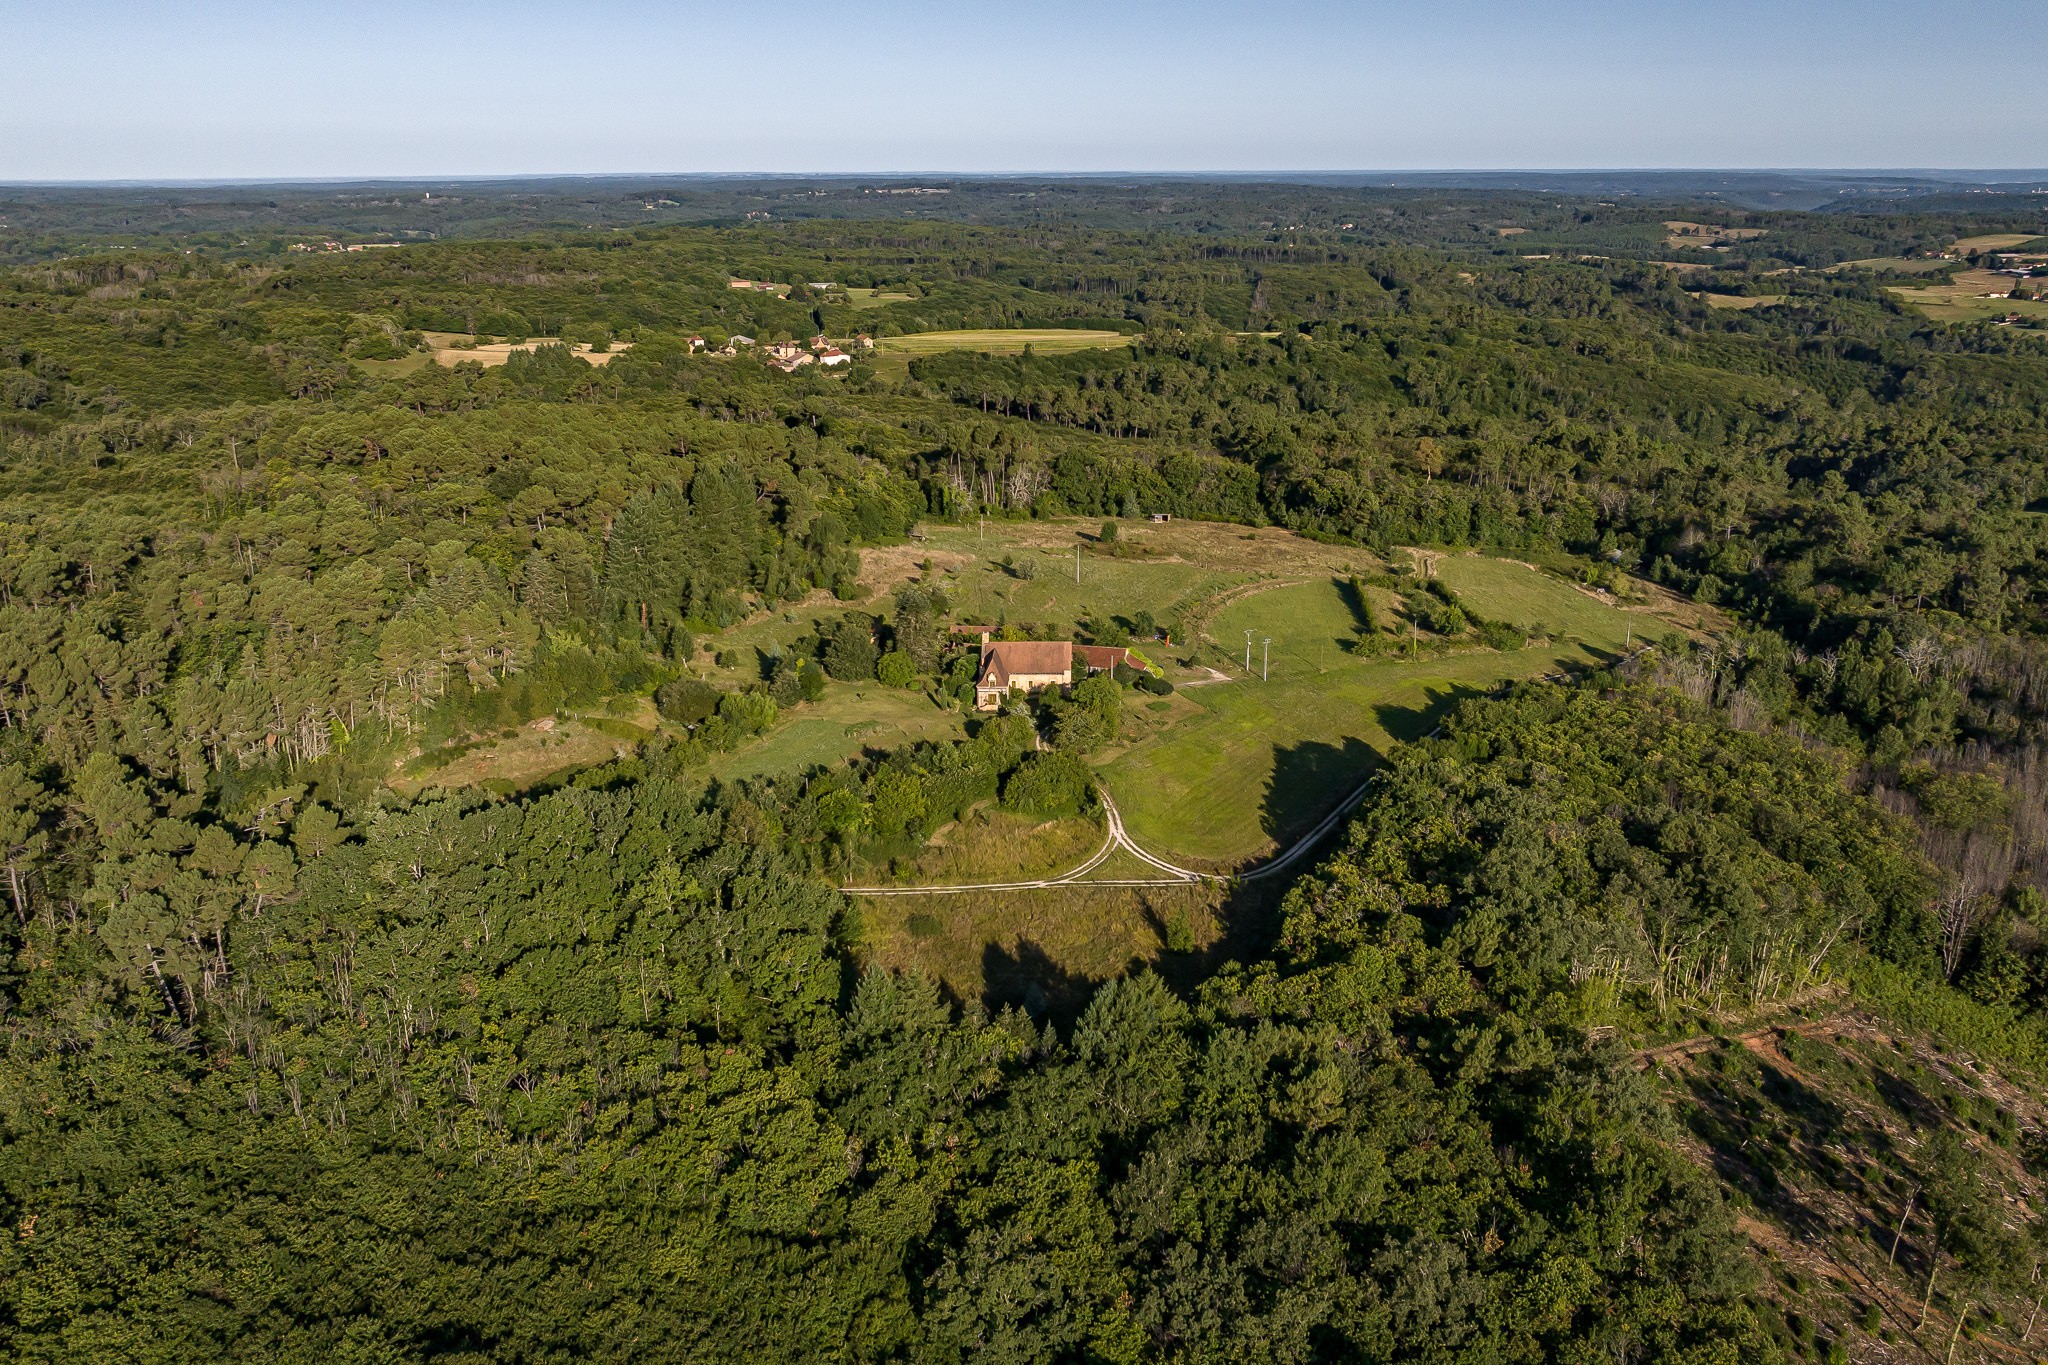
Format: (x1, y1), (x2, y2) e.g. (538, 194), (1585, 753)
(717, 690), (777, 737)
(655, 677), (720, 726)
(876, 650), (917, 688)
(1002, 751), (1093, 817)
(1477, 620), (1523, 651)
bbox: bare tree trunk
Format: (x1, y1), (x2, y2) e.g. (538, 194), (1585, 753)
(1920, 1246), (1940, 1331)
(1890, 1188), (1917, 1265)
(1947, 1303), (1968, 1364)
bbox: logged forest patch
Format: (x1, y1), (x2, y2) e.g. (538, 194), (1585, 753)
(1648, 1011), (2048, 1365)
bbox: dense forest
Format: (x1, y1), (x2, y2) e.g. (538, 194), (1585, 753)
(5, 181), (2048, 1360)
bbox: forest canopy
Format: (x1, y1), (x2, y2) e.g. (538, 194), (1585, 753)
(4, 182), (2048, 1361)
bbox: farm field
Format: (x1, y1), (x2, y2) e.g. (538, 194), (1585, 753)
(1953, 233), (2042, 252)
(1887, 270), (2048, 323)
(1662, 220), (1767, 249)
(420, 331), (632, 367)
(1829, 255), (1953, 274)
(871, 328), (1132, 376)
(1692, 292), (1785, 310)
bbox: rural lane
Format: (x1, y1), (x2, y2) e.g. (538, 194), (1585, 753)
(841, 780), (1378, 898)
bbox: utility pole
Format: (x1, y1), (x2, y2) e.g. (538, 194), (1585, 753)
(1244, 630), (1253, 673)
(1074, 543), (1081, 583)
(978, 515), (984, 543)
(1262, 637), (1271, 681)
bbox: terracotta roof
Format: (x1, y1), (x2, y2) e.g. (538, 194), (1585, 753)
(1075, 645), (1130, 672)
(978, 640), (1072, 687)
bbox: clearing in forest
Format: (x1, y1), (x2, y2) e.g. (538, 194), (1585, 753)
(421, 332), (633, 367)
(870, 328), (1131, 376)
(1099, 556), (1696, 868)
(1662, 220), (1768, 249)
(1692, 292), (1786, 310)
(1952, 232), (2039, 253)
(844, 287), (919, 309)
(701, 686), (967, 784)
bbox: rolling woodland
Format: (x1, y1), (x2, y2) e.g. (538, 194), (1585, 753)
(4, 181), (2048, 1361)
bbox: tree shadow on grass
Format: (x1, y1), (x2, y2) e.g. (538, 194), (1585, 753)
(1373, 680), (1484, 745)
(982, 938), (1098, 1024)
(1333, 574), (1373, 632)
(978, 876), (1295, 1033)
(1260, 736), (1379, 848)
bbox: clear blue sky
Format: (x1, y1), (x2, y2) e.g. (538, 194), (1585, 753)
(7, 0), (2044, 180)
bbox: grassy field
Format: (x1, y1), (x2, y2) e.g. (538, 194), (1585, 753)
(858, 880), (1233, 1019)
(1829, 256), (1953, 275)
(1887, 270), (2048, 324)
(703, 686), (966, 784)
(878, 807), (1102, 885)
(1953, 233), (2041, 253)
(907, 518), (1377, 640)
(390, 698), (659, 796)
(1692, 292), (1786, 310)
(1428, 553), (1649, 641)
(871, 328), (1132, 377)
(1100, 557), (1692, 866)
(844, 287), (918, 310)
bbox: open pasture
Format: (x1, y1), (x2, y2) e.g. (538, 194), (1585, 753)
(1954, 233), (2041, 252)
(1888, 270), (2048, 323)
(1099, 556), (1691, 866)
(844, 287), (919, 309)
(703, 686), (967, 784)
(1829, 256), (1952, 274)
(871, 328), (1131, 376)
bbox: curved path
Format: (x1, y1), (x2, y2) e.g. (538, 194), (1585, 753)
(841, 780), (1377, 897)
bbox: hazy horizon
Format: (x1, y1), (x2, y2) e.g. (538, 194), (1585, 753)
(9, 0), (2045, 181)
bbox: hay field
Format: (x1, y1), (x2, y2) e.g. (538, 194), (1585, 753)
(422, 332), (633, 367)
(1692, 292), (1787, 310)
(1954, 234), (2040, 253)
